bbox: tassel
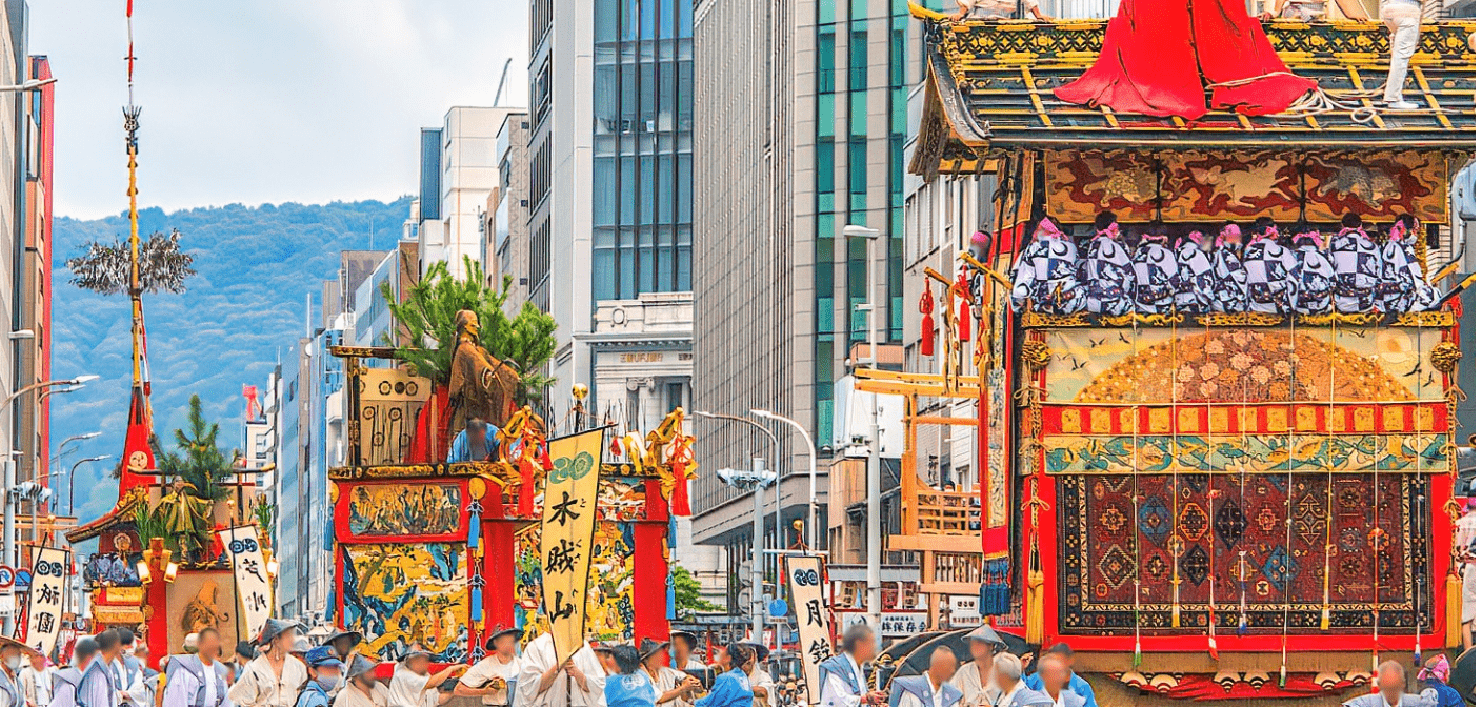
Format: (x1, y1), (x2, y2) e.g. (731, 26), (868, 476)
(1025, 568), (1045, 645)
(671, 462), (692, 516)
(1207, 575), (1220, 661)
(956, 275), (972, 343)
(920, 287), (937, 357)
(1448, 571), (1464, 648)
(467, 501), (483, 551)
(667, 570), (678, 622)
(518, 459), (537, 516)
(470, 574), (485, 626)
(1171, 583), (1181, 628)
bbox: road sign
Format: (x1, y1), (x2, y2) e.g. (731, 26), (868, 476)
(14, 568), (30, 590)
(0, 565), (17, 589)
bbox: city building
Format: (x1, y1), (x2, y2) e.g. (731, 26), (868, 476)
(413, 107), (518, 278)
(351, 241), (420, 349)
(526, 0), (695, 429)
(487, 112), (531, 314)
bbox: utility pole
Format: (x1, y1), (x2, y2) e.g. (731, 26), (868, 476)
(843, 223), (884, 628)
(751, 457), (766, 641)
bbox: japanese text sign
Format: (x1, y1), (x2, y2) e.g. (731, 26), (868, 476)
(786, 554), (830, 704)
(540, 428), (603, 664)
(217, 525), (273, 642)
(23, 547), (67, 655)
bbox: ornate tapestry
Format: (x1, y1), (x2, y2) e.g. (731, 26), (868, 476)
(1057, 473), (1434, 633)
(355, 367), (429, 465)
(1043, 150), (1446, 224)
(1043, 433), (1447, 474)
(513, 520), (636, 643)
(341, 543), (467, 662)
(347, 483), (461, 537)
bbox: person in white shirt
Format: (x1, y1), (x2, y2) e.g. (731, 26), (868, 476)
(322, 629), (362, 699)
(1341, 662), (1436, 707)
(227, 620), (308, 707)
(950, 0), (1049, 21)
(514, 633), (605, 707)
(817, 625), (886, 707)
(1379, 0), (1423, 109)
(19, 652), (55, 707)
(988, 655), (1049, 707)
(387, 648), (465, 707)
(740, 646), (773, 707)
(887, 647), (961, 707)
(948, 626), (1004, 707)
(337, 657), (390, 707)
(639, 639), (699, 707)
(457, 629), (523, 707)
(667, 634), (704, 673)
(0, 637), (41, 707)
(162, 628), (229, 707)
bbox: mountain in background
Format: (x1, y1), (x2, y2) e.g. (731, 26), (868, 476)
(52, 196), (412, 525)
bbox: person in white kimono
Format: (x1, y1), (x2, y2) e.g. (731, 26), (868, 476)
(887, 648), (960, 707)
(0, 638), (41, 707)
(228, 620), (308, 707)
(1081, 214), (1134, 317)
(948, 626), (1004, 707)
(515, 633), (605, 707)
(1131, 223), (1178, 314)
(20, 652), (54, 707)
(52, 639), (110, 707)
(323, 629), (362, 699)
(388, 647), (464, 707)
(1341, 662), (1436, 707)
(1242, 219), (1298, 314)
(162, 628), (228, 707)
(1287, 230), (1335, 314)
(988, 656), (1050, 707)
(1172, 231), (1214, 313)
(94, 630), (145, 707)
(337, 657), (390, 707)
(1331, 214), (1383, 313)
(1211, 223), (1249, 313)
(817, 625), (886, 707)
(637, 640), (698, 707)
(457, 629), (523, 707)
(1380, 215), (1439, 312)
(1010, 219), (1083, 315)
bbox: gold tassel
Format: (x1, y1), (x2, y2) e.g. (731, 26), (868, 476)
(1026, 567), (1045, 644)
(1448, 570), (1463, 648)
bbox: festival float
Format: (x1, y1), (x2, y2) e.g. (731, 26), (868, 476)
(892, 2), (1476, 704)
(326, 334), (697, 664)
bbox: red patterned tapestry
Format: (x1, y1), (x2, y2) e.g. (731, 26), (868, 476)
(1058, 472), (1434, 633)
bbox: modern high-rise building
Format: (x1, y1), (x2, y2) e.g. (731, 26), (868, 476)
(414, 107), (518, 278)
(488, 112), (531, 314)
(526, 0), (696, 430)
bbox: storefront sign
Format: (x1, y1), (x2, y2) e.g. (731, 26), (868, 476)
(23, 547), (66, 654)
(947, 594), (983, 627)
(541, 428), (604, 663)
(839, 610), (930, 636)
(217, 525), (273, 642)
(786, 555), (830, 704)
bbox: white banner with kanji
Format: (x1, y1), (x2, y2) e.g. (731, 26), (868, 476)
(24, 547), (67, 656)
(786, 555), (830, 704)
(217, 525), (273, 642)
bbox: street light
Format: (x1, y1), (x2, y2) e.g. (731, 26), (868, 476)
(843, 223), (884, 629)
(68, 455), (112, 517)
(54, 431), (102, 507)
(751, 409), (818, 551)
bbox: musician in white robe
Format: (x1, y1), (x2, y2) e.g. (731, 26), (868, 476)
(1172, 231), (1214, 313)
(1211, 224), (1248, 312)
(1289, 230), (1335, 315)
(1380, 215), (1438, 312)
(515, 633), (606, 707)
(1081, 214), (1134, 317)
(1331, 214), (1383, 314)
(1242, 219), (1297, 314)
(1131, 223), (1177, 314)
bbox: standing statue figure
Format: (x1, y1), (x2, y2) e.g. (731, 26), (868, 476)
(447, 310), (522, 440)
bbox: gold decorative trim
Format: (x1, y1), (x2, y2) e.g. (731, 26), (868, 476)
(329, 461), (669, 481)
(1019, 312), (1090, 327)
(1392, 310), (1456, 327)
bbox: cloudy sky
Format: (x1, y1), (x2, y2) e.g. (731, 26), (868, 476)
(31, 0), (528, 219)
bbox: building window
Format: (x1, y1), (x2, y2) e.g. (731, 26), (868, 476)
(665, 381), (687, 412)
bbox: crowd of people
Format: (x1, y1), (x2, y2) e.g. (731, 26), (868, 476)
(1009, 213), (1439, 317)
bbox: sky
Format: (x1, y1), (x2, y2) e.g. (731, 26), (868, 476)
(30, 0), (529, 219)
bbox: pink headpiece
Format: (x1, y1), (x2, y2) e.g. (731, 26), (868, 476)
(1034, 218), (1065, 241)
(1262, 224), (1280, 241)
(1097, 222), (1121, 240)
(1337, 226), (1366, 238)
(1418, 655), (1451, 684)
(1180, 230), (1205, 247)
(1388, 221), (1409, 244)
(1215, 224), (1241, 248)
(1293, 230), (1324, 248)
(971, 230), (991, 245)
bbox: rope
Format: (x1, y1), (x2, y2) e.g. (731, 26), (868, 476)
(1132, 317), (1143, 667)
(1321, 321), (1337, 632)
(1278, 320), (1297, 689)
(1171, 316), (1183, 629)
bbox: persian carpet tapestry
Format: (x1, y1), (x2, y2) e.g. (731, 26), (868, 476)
(1057, 472), (1434, 633)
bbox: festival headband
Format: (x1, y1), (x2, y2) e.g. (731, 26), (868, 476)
(1418, 654), (1451, 684)
(1293, 230), (1323, 248)
(1388, 220), (1408, 243)
(1262, 224), (1280, 241)
(1034, 218), (1065, 241)
(1215, 224), (1241, 248)
(1180, 230), (1205, 246)
(1337, 226), (1366, 238)
(971, 230), (991, 245)
(1097, 222), (1121, 239)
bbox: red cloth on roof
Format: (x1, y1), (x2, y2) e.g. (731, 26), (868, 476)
(1054, 0), (1317, 119)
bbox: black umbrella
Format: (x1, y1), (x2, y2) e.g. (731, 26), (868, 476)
(1447, 646), (1476, 704)
(885, 628), (1038, 682)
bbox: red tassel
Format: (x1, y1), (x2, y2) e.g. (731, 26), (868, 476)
(518, 459), (536, 516)
(920, 287), (936, 357)
(955, 275), (972, 343)
(671, 463), (692, 516)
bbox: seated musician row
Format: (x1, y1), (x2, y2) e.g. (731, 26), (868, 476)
(1009, 213), (1439, 316)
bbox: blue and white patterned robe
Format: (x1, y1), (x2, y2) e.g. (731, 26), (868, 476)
(1132, 239), (1178, 313)
(1173, 238), (1215, 313)
(1211, 245), (1249, 313)
(1243, 235), (1298, 313)
(1330, 227), (1383, 313)
(1381, 235), (1439, 312)
(1290, 241), (1336, 314)
(1081, 232), (1135, 316)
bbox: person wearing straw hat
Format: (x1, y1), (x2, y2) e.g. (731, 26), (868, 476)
(162, 628), (227, 707)
(387, 646), (464, 707)
(738, 645), (772, 707)
(638, 640), (697, 707)
(322, 629), (362, 698)
(457, 628), (522, 707)
(0, 636), (42, 707)
(294, 647), (345, 707)
(227, 620), (308, 707)
(948, 626), (1005, 707)
(336, 657), (389, 707)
